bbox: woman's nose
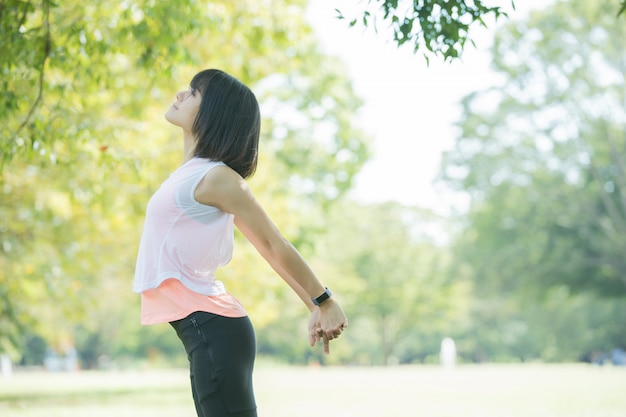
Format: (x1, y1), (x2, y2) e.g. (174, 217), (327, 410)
(175, 90), (185, 101)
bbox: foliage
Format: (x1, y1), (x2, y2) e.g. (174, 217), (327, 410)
(0, 0), (370, 363)
(452, 288), (626, 362)
(336, 0), (513, 62)
(5, 0), (625, 366)
(337, 0), (626, 63)
(314, 201), (470, 365)
(438, 0), (626, 360)
(441, 0), (626, 297)
(223, 200), (466, 366)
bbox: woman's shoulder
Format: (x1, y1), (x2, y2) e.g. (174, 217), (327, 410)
(195, 163), (248, 208)
(204, 162), (241, 182)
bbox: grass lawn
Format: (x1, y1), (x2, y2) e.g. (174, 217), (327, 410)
(0, 363), (624, 417)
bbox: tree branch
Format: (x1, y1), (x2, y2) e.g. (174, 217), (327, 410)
(10, 0), (52, 146)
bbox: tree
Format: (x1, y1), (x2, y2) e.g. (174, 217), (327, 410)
(438, 0), (625, 360)
(337, 0), (626, 62)
(441, 0), (626, 298)
(336, 0), (511, 61)
(315, 201), (469, 365)
(0, 0), (370, 361)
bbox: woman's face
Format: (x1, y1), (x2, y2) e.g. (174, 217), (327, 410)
(164, 87), (201, 133)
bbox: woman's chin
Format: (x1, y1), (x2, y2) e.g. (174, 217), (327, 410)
(164, 112), (179, 126)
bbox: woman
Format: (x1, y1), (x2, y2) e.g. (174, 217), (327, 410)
(133, 69), (348, 417)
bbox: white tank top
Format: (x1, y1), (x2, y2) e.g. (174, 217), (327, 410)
(133, 158), (234, 295)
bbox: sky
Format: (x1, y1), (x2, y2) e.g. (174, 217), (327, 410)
(306, 0), (549, 213)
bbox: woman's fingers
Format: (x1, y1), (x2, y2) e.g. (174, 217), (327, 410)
(309, 308), (348, 354)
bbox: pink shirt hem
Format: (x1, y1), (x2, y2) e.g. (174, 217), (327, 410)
(141, 278), (247, 325)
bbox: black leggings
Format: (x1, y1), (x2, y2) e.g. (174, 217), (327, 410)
(170, 312), (257, 417)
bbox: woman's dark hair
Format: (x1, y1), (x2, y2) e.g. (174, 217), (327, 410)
(190, 69), (260, 179)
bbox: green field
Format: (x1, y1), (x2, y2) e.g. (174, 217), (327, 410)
(1, 363), (624, 417)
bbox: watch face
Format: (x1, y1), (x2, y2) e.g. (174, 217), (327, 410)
(313, 288), (332, 305)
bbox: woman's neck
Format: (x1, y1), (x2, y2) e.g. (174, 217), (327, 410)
(182, 132), (196, 163)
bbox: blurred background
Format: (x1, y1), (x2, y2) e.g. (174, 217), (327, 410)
(1, 0), (625, 378)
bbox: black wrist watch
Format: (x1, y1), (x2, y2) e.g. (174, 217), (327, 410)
(311, 287), (332, 306)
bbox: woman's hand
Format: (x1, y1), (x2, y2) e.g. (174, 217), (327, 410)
(308, 299), (348, 354)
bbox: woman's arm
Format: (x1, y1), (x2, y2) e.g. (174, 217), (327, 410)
(233, 217), (318, 311)
(195, 166), (347, 353)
